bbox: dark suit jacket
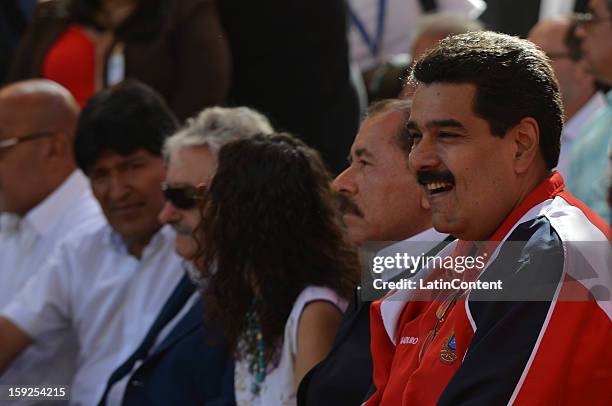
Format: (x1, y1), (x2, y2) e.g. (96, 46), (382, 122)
(297, 292), (373, 406)
(298, 236), (455, 405)
(100, 297), (235, 406)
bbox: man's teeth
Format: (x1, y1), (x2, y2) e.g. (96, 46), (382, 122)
(426, 182), (452, 191)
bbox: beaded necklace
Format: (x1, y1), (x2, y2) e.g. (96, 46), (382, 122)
(244, 305), (267, 394)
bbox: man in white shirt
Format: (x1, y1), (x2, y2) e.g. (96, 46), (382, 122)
(98, 107), (273, 405)
(0, 79), (103, 401)
(0, 81), (185, 405)
(528, 16), (607, 179)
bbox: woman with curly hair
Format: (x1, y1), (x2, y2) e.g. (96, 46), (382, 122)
(195, 132), (360, 405)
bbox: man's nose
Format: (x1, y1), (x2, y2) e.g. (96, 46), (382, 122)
(108, 174), (131, 201)
(332, 166), (357, 196)
(409, 136), (441, 173)
(158, 200), (180, 224)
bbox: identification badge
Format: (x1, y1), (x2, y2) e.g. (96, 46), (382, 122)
(107, 42), (125, 86)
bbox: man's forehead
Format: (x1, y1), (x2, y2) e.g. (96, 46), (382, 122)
(409, 83), (476, 127)
(353, 110), (404, 145)
(167, 145), (216, 182)
(91, 149), (158, 169)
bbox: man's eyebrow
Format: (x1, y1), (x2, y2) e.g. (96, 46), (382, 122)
(405, 121), (419, 131)
(354, 147), (374, 158)
(405, 119), (466, 131)
(427, 119), (466, 130)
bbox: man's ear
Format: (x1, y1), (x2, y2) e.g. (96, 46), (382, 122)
(46, 132), (69, 161)
(512, 117), (540, 174)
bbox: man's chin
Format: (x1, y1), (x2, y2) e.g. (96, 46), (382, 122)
(174, 239), (198, 260)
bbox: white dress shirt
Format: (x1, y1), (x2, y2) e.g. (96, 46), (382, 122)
(557, 92), (607, 179)
(2, 224), (184, 406)
(0, 170), (103, 404)
(349, 0), (486, 70)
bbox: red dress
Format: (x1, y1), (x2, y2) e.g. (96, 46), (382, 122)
(42, 25), (96, 107)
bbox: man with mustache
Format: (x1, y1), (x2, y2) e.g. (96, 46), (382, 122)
(365, 31), (611, 405)
(298, 99), (448, 406)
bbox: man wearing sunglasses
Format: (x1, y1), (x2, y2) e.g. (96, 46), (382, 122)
(96, 106), (273, 405)
(158, 106), (273, 261)
(568, 0), (612, 223)
(0, 79), (104, 399)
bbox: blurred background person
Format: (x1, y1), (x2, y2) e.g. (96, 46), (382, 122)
(0, 0), (36, 82)
(0, 79), (103, 404)
(195, 133), (360, 405)
(218, 0), (359, 175)
(5, 0), (230, 121)
(479, 0), (589, 38)
(348, 0), (484, 103)
(397, 13), (483, 99)
(528, 17), (607, 180)
(348, 0), (485, 73)
(0, 81), (188, 405)
(570, 0), (612, 222)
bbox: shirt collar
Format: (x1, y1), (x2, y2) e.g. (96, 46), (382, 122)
(22, 170), (90, 238)
(0, 212), (21, 234)
(488, 172), (565, 243)
(376, 227), (448, 257)
(105, 223), (175, 258)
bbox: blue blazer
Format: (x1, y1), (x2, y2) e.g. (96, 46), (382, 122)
(100, 296), (235, 406)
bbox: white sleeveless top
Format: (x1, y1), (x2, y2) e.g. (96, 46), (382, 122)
(234, 286), (347, 406)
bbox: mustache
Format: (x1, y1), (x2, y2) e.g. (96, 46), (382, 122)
(337, 194), (364, 218)
(170, 222), (194, 236)
(416, 170), (455, 186)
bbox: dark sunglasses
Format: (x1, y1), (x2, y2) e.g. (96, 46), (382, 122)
(161, 182), (207, 209)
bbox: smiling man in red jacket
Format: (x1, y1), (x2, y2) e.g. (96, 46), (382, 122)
(365, 31), (611, 406)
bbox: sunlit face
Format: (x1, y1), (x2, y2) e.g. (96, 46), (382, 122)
(575, 0), (612, 84)
(158, 146), (216, 259)
(332, 110), (430, 245)
(407, 83), (522, 241)
(88, 149), (166, 244)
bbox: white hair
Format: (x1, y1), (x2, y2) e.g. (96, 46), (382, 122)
(163, 106), (273, 160)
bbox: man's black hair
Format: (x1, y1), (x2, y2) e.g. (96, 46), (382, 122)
(75, 80), (179, 173)
(409, 31), (564, 169)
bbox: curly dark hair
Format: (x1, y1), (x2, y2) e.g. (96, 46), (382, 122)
(194, 132), (360, 363)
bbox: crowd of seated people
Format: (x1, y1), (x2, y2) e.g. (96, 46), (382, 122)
(0, 0), (611, 405)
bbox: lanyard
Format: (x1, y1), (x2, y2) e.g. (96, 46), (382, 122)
(349, 0), (387, 58)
